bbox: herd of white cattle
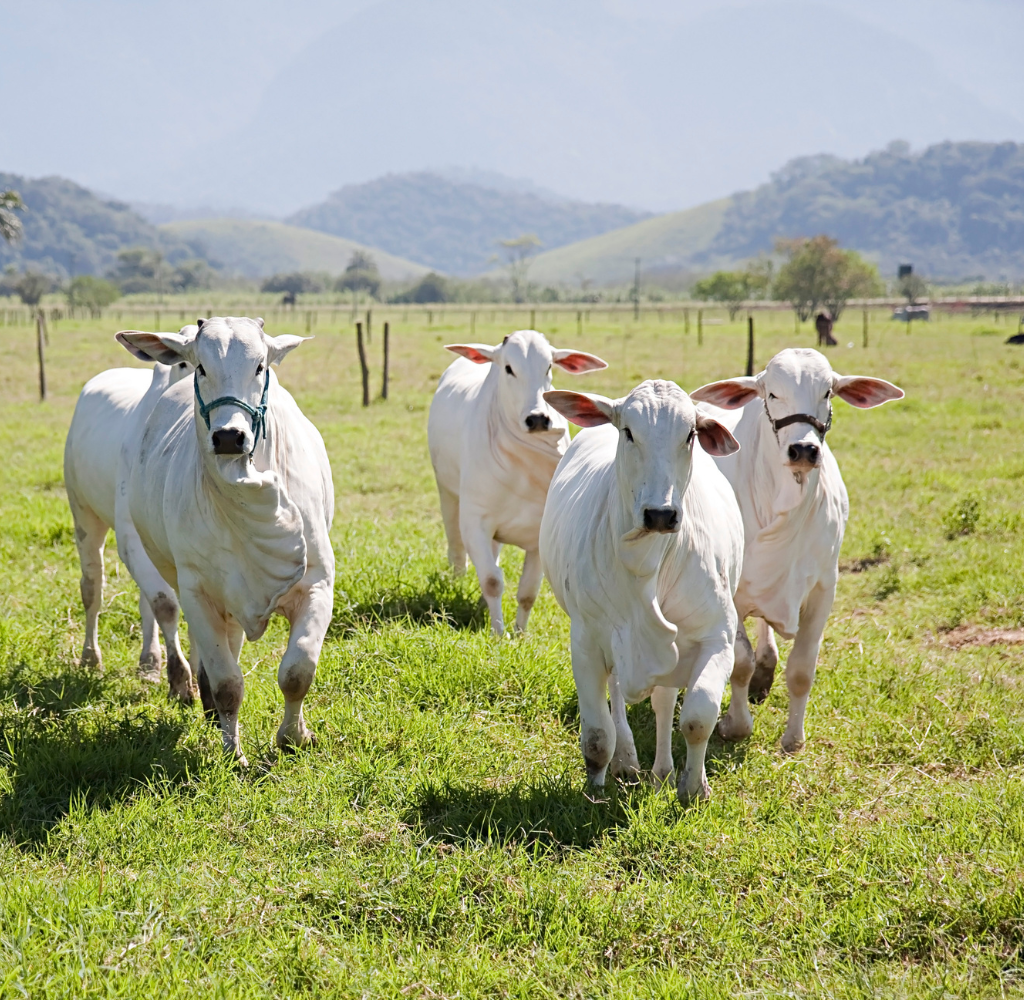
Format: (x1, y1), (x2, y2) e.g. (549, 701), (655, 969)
(64, 317), (902, 799)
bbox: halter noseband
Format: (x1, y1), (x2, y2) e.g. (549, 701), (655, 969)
(194, 367), (271, 457)
(763, 397), (832, 441)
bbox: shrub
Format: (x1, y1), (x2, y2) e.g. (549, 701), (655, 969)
(392, 272), (451, 304)
(943, 493), (981, 539)
(260, 272), (328, 295)
(67, 275), (120, 312)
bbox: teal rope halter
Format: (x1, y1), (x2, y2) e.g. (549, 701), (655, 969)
(194, 367), (271, 457)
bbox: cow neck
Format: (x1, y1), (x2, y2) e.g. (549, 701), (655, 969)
(747, 405), (825, 531)
(195, 376), (307, 626)
(484, 370), (565, 495)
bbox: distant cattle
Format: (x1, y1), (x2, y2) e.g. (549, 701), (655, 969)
(117, 317), (334, 764)
(64, 351), (195, 701)
(428, 330), (606, 635)
(540, 380), (743, 803)
(691, 348), (903, 752)
(815, 312), (837, 346)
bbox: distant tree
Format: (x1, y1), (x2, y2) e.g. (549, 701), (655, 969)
(392, 272), (451, 304)
(67, 275), (120, 314)
(774, 235), (882, 322)
(260, 272), (327, 296)
(692, 270), (749, 319)
(171, 258), (215, 292)
(335, 250), (381, 296)
(107, 247), (172, 294)
(0, 190), (24, 244)
(500, 233), (541, 303)
(15, 271), (51, 307)
(898, 272), (928, 304)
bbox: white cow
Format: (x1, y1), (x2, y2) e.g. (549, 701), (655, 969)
(690, 348), (903, 752)
(428, 330), (606, 635)
(540, 380), (744, 803)
(64, 349), (195, 701)
(117, 317), (335, 764)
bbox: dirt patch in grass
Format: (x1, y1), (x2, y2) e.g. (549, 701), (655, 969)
(940, 625), (1024, 649)
(840, 553), (890, 574)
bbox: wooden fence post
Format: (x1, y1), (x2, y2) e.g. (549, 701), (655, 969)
(746, 315), (755, 376)
(470, 312), (476, 338)
(381, 322), (390, 400)
(577, 310), (582, 337)
(36, 308), (47, 401)
(530, 309), (536, 329)
(862, 309), (869, 348)
(684, 308), (690, 335)
(697, 309), (703, 347)
(356, 322), (369, 407)
(366, 309), (372, 344)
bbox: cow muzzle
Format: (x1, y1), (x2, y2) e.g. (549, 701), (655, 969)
(524, 411), (551, 432)
(786, 442), (821, 469)
(212, 427), (249, 455)
(642, 506), (680, 533)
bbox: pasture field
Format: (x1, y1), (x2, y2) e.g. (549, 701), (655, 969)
(1, 306), (1023, 998)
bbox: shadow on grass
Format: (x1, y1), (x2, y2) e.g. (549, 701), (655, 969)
(0, 708), (202, 846)
(330, 570), (488, 636)
(407, 775), (643, 852)
(0, 659), (135, 717)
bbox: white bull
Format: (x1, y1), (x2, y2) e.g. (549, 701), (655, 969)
(64, 350), (195, 701)
(690, 348), (903, 752)
(428, 330), (606, 635)
(540, 380), (743, 803)
(117, 317), (335, 764)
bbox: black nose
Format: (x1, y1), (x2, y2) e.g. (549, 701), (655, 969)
(643, 507), (679, 533)
(212, 428), (247, 455)
(787, 443), (820, 466)
(525, 412), (551, 432)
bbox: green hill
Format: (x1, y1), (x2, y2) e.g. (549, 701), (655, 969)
(526, 141), (1024, 286)
(159, 219), (432, 282)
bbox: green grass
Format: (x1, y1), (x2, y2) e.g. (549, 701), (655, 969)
(159, 219), (431, 282)
(1, 305), (1024, 997)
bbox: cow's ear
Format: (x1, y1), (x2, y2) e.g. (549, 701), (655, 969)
(551, 348), (608, 374)
(116, 328), (197, 366)
(544, 390), (617, 427)
(832, 374), (904, 408)
(445, 343), (496, 364)
(689, 375), (763, 409)
(266, 334), (309, 366)
(695, 413), (740, 457)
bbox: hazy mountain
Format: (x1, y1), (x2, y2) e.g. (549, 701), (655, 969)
(0, 172), (189, 278)
(287, 172), (649, 275)
(529, 141), (1024, 284)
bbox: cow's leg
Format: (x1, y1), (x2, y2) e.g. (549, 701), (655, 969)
(70, 502), (107, 670)
(437, 484), (467, 574)
(117, 520), (194, 704)
(677, 641), (733, 804)
(178, 586), (246, 765)
(651, 685), (679, 784)
(462, 520), (505, 636)
(719, 624), (755, 741)
(514, 548), (543, 632)
(138, 595), (162, 682)
(748, 617), (779, 703)
(781, 583), (834, 754)
(608, 673), (640, 780)
(277, 577), (333, 751)
(571, 625), (614, 786)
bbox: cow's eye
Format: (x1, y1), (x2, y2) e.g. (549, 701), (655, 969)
(256, 363), (264, 376)
(196, 364), (206, 377)
(178, 362), (187, 369)
(505, 365), (515, 376)
(687, 428), (695, 444)
(824, 389), (831, 398)
(624, 427), (634, 443)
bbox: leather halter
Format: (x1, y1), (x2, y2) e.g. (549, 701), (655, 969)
(194, 367), (271, 457)
(763, 397), (832, 441)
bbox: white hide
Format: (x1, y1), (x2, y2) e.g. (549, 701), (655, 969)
(540, 380), (744, 803)
(691, 348), (904, 752)
(64, 354), (195, 700)
(118, 317), (335, 763)
(427, 330), (606, 634)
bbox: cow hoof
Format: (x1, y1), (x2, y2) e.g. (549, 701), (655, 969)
(747, 665), (776, 704)
(276, 731), (317, 753)
(651, 765), (674, 788)
(169, 685), (195, 707)
(79, 648), (102, 671)
(609, 753), (641, 782)
(781, 735), (805, 755)
(138, 657), (162, 684)
(677, 773), (711, 806)
(717, 714), (753, 742)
